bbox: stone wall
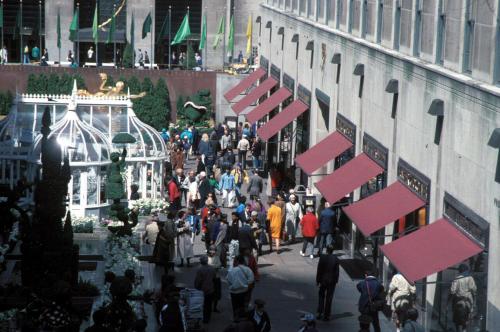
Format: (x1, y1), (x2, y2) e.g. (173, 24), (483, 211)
(0, 66), (217, 121)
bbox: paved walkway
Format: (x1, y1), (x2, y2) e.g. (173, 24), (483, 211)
(138, 155), (395, 331)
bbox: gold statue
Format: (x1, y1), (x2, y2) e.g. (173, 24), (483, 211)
(77, 73), (146, 99)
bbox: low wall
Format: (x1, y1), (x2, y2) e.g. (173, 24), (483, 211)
(0, 65), (218, 120)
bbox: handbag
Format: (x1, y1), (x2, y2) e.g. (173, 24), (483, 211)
(366, 279), (385, 313)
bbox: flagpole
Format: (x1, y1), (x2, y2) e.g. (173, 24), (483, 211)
(77, 3), (79, 66)
(222, 7), (226, 66)
(58, 7), (60, 66)
(20, 0), (23, 65)
(150, 5), (153, 69)
(38, 0), (41, 58)
(186, 6), (189, 70)
(113, 3), (116, 67)
(95, 0), (99, 68)
(168, 5), (171, 70)
(1, 0), (4, 55)
(204, 8), (207, 71)
(250, 13), (253, 65)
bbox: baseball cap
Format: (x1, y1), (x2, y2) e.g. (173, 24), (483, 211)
(300, 313), (315, 322)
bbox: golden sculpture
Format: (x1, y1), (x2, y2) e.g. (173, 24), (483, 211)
(77, 73), (146, 99)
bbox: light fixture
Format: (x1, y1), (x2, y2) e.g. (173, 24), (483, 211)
(305, 40), (314, 50)
(291, 34), (299, 42)
(277, 27), (284, 35)
(353, 63), (364, 76)
(428, 99), (444, 116)
(385, 79), (399, 93)
(331, 53), (341, 64)
(256, 16), (261, 23)
(488, 128), (500, 148)
(265, 21), (272, 28)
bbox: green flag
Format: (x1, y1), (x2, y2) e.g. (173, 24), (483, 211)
(171, 13), (190, 45)
(228, 15), (234, 55)
(212, 15), (225, 49)
(107, 9), (116, 44)
(0, 4), (4, 28)
(92, 5), (98, 44)
(13, 10), (21, 40)
(156, 15), (168, 44)
(142, 12), (152, 39)
(57, 9), (61, 49)
(199, 14), (207, 50)
(69, 8), (78, 42)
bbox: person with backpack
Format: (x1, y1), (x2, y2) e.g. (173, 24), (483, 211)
(357, 270), (384, 332)
(387, 272), (416, 331)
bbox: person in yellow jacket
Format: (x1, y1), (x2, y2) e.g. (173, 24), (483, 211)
(231, 163), (249, 197)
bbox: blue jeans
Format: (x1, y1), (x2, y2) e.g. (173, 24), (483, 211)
(252, 156), (260, 169)
(23, 54), (30, 64)
(315, 233), (332, 255)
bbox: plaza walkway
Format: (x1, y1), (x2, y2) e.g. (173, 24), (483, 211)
(138, 156), (394, 331)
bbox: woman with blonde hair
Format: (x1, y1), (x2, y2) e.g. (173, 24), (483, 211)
(198, 133), (210, 164)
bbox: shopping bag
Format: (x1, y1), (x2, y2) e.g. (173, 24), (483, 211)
(228, 190), (237, 207)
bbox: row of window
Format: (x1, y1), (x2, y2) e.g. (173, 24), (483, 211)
(267, 0), (500, 85)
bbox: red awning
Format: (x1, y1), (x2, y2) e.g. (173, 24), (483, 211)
(232, 77), (278, 115)
(314, 153), (384, 204)
(257, 100), (309, 141)
(343, 181), (426, 236)
(245, 87), (292, 124)
(380, 218), (483, 283)
(224, 68), (267, 102)
(295, 131), (353, 175)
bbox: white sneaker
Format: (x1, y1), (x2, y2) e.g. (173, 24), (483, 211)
(300, 251), (305, 257)
(310, 255), (314, 259)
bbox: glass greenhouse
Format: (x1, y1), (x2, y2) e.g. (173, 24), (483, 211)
(0, 86), (167, 218)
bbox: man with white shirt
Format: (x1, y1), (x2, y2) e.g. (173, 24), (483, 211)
(237, 134), (250, 170)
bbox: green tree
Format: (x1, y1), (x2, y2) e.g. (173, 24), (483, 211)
(37, 74), (48, 94)
(26, 74), (38, 94)
(127, 76), (141, 94)
(122, 43), (134, 68)
(73, 73), (86, 90)
(0, 91), (13, 115)
(141, 77), (154, 94)
(47, 74), (61, 95)
(154, 77), (169, 100)
(176, 95), (185, 115)
(59, 73), (73, 95)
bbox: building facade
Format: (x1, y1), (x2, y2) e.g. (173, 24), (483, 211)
(253, 0), (500, 330)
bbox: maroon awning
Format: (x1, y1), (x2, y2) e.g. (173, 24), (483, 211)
(295, 131), (353, 175)
(224, 68), (267, 102)
(257, 100), (309, 141)
(245, 87), (292, 124)
(314, 153), (384, 204)
(380, 218), (483, 283)
(232, 77), (278, 115)
(343, 181), (426, 236)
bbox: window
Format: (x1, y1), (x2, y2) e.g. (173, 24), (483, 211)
(329, 0), (336, 26)
(300, 0), (307, 15)
(352, 0), (362, 33)
(399, 0), (413, 49)
(495, 22), (500, 84)
(444, 0), (463, 64)
(381, 0), (393, 43)
(376, 0), (383, 43)
(393, 1), (402, 50)
(308, 0), (316, 20)
(292, 0), (298, 12)
(365, 0), (377, 38)
(339, 0), (348, 28)
(413, 0), (422, 55)
(435, 0), (446, 64)
(318, 0), (326, 22)
(420, 0), (435, 56)
(462, 0), (475, 73)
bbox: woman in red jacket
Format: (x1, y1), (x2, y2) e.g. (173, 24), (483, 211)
(167, 175), (181, 212)
(300, 207), (319, 259)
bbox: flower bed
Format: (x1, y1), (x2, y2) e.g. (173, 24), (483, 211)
(132, 198), (169, 216)
(72, 216), (98, 233)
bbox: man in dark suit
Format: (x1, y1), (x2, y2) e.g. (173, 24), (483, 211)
(238, 221), (258, 254)
(357, 269), (384, 332)
(247, 169), (263, 200)
(198, 171), (213, 207)
(316, 244), (340, 321)
(239, 203), (252, 224)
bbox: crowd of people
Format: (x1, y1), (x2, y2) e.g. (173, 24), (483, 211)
(94, 121), (472, 332)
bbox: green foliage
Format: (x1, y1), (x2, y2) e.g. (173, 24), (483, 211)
(127, 76), (141, 94)
(154, 78), (169, 100)
(47, 74), (60, 95)
(122, 43), (134, 68)
(141, 77), (154, 94)
(24, 73), (86, 95)
(177, 89), (213, 127)
(0, 91), (13, 116)
(176, 95), (185, 115)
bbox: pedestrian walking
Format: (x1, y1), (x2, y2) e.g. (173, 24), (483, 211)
(221, 129), (232, 151)
(316, 202), (336, 255)
(31, 45), (40, 61)
(185, 171), (199, 209)
(214, 214), (228, 258)
(267, 198), (282, 254)
(144, 51), (150, 65)
(137, 49), (144, 67)
(237, 50), (244, 63)
(194, 255), (216, 324)
(167, 175), (181, 212)
(207, 245), (222, 312)
(152, 216), (177, 274)
(182, 137), (192, 161)
(220, 168), (236, 208)
(0, 45), (8, 64)
(401, 308), (424, 332)
(198, 172), (212, 207)
(161, 128), (170, 143)
(450, 264), (476, 332)
(23, 45), (30, 64)
(238, 220), (258, 254)
(67, 50), (75, 66)
(87, 46), (94, 61)
(300, 207), (319, 258)
(285, 194), (303, 244)
(176, 211), (194, 267)
(249, 299), (271, 332)
(251, 137), (262, 169)
(198, 133), (210, 164)
(237, 135), (250, 169)
(142, 216), (159, 254)
(387, 272), (416, 331)
(171, 146), (185, 171)
(247, 169), (263, 201)
(227, 255), (255, 319)
(316, 244), (339, 321)
(185, 207), (200, 243)
(357, 270), (384, 332)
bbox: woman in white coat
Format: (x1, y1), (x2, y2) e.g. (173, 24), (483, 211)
(176, 210), (194, 267)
